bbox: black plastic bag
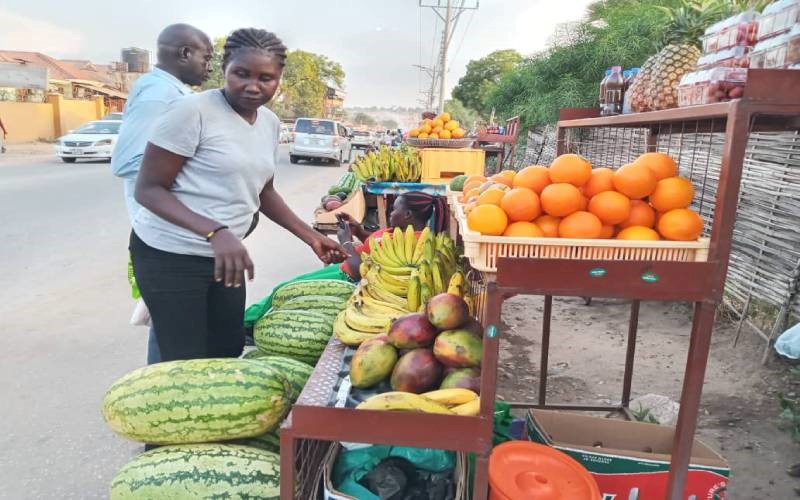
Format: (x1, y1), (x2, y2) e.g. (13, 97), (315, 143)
(360, 457), (455, 500)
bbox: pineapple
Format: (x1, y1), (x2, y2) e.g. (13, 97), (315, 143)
(629, 0), (727, 112)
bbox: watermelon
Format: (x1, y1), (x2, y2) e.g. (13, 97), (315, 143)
(102, 359), (291, 445)
(450, 174), (468, 192)
(254, 310), (334, 365)
(231, 429), (280, 453)
(272, 280), (355, 309)
(243, 354), (313, 401)
(279, 294), (347, 317)
(110, 444), (279, 499)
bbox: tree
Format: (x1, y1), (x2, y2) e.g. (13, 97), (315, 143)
(444, 99), (480, 130)
(201, 37), (228, 90)
(451, 49), (522, 116)
(352, 112), (377, 127)
(271, 50), (345, 119)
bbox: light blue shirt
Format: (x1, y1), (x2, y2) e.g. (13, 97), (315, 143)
(111, 67), (192, 222)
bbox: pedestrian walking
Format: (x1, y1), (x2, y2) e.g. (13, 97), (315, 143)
(131, 28), (347, 362)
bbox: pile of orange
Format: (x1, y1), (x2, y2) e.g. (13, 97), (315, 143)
(462, 152), (704, 241)
(408, 112), (466, 140)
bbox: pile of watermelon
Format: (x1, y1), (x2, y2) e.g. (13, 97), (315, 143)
(102, 279), (356, 499)
(322, 172), (360, 211)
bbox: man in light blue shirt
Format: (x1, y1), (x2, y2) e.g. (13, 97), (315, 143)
(112, 23), (212, 363)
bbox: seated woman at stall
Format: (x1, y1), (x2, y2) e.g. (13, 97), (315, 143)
(337, 191), (448, 281)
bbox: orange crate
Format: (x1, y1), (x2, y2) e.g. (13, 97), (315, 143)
(452, 202), (709, 273)
(420, 148), (485, 184)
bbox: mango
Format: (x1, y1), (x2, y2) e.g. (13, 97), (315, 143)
(390, 348), (442, 393)
(388, 313), (438, 349)
(350, 339), (398, 388)
(440, 368), (481, 394)
(433, 329), (482, 368)
(427, 293), (469, 330)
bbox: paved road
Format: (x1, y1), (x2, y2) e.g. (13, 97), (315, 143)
(0, 146), (348, 499)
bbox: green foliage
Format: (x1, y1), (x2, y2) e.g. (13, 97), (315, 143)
(632, 405), (661, 424)
(779, 391), (800, 442)
(271, 50), (345, 119)
(451, 49), (522, 116)
(201, 37), (228, 91)
(352, 112), (377, 127)
(444, 99), (480, 130)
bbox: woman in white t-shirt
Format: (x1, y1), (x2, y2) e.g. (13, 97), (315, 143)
(131, 28), (346, 361)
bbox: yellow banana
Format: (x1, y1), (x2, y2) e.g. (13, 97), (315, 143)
(368, 282), (409, 309)
(367, 267), (408, 297)
(464, 295), (475, 316)
(431, 258), (445, 295)
(404, 225), (416, 262)
(447, 271), (465, 297)
(359, 261), (370, 280)
(344, 305), (392, 333)
(392, 227), (407, 265)
(423, 239), (435, 264)
(378, 267), (411, 286)
(356, 392), (453, 414)
(451, 397), (481, 416)
(368, 237), (395, 267)
(360, 292), (408, 315)
(334, 311), (379, 346)
(378, 264), (416, 276)
(418, 262), (433, 290)
(411, 227), (431, 264)
(421, 388), (478, 406)
(407, 274), (421, 312)
(380, 234), (404, 266)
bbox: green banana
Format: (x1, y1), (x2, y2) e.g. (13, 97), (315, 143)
(407, 274), (421, 312)
(431, 258), (445, 295)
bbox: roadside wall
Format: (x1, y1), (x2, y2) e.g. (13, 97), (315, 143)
(0, 94), (107, 143)
(0, 101), (55, 143)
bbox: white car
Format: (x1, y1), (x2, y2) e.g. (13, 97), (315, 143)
(279, 124), (293, 143)
(351, 130), (376, 150)
(55, 120), (121, 163)
(289, 118), (352, 165)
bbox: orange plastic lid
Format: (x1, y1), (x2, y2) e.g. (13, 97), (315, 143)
(489, 441), (600, 500)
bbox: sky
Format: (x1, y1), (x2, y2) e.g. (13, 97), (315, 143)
(0, 0), (594, 108)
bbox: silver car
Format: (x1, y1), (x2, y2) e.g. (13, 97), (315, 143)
(351, 130), (376, 150)
(289, 118), (352, 165)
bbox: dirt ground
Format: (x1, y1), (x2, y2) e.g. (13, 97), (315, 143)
(495, 295), (800, 499)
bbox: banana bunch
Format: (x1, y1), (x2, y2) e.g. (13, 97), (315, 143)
(351, 145), (421, 183)
(356, 388), (480, 416)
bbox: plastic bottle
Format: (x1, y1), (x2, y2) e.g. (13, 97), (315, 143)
(598, 69), (612, 112)
(602, 66), (625, 116)
(622, 67), (640, 114)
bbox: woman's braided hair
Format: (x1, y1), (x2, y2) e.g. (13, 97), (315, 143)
(222, 28), (287, 69)
(399, 192), (449, 233)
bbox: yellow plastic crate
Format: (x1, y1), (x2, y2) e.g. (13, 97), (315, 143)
(419, 148), (485, 184)
(451, 202), (710, 273)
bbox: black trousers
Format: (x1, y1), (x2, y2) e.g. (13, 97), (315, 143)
(129, 231), (245, 361)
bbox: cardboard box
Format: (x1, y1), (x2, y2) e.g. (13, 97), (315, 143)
(526, 409), (729, 500)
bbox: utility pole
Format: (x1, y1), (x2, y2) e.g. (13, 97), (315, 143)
(419, 0), (479, 113)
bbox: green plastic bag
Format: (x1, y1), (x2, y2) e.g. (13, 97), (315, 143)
(333, 445), (455, 500)
(243, 263), (352, 328)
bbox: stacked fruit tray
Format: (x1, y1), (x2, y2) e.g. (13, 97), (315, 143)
(406, 137), (476, 149)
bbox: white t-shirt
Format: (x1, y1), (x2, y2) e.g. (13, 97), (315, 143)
(132, 89), (278, 257)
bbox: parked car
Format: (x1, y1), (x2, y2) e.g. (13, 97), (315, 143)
(54, 120), (121, 163)
(289, 118), (352, 165)
(279, 124), (292, 143)
(351, 130), (376, 150)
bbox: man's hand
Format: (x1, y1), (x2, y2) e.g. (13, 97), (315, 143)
(310, 235), (348, 264)
(209, 229), (254, 287)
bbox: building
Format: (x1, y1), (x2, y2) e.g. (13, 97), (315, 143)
(323, 86), (346, 119)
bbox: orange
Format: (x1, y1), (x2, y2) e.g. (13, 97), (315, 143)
(439, 112), (451, 123)
(583, 167), (615, 198)
(467, 204), (508, 236)
(599, 224), (616, 239)
(462, 180), (483, 193)
(513, 165), (551, 194)
(634, 152), (678, 180)
(418, 132), (429, 139)
(619, 200), (656, 229)
(549, 154), (592, 187)
(500, 188), (541, 222)
(432, 118), (444, 129)
(579, 195), (589, 211)
(617, 226), (660, 240)
(465, 174), (487, 186)
(477, 188), (505, 206)
(558, 211), (603, 239)
(409, 128), (420, 138)
(461, 187), (480, 203)
(588, 191), (631, 225)
(444, 120), (459, 131)
(534, 215), (561, 237)
(490, 173), (515, 188)
(478, 181), (497, 193)
(649, 176), (694, 212)
(452, 127), (466, 139)
(432, 126), (443, 134)
(657, 208), (703, 241)
(503, 221), (544, 237)
(421, 123), (432, 134)
(429, 133), (440, 139)
(439, 129), (452, 139)
(464, 201), (477, 215)
(612, 163), (657, 200)
(540, 183), (583, 217)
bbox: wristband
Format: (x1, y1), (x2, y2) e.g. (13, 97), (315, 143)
(205, 225), (229, 241)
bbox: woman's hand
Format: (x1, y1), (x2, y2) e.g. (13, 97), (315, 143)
(310, 235), (348, 264)
(209, 229), (254, 287)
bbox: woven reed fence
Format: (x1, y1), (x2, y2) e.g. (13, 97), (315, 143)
(519, 125), (800, 358)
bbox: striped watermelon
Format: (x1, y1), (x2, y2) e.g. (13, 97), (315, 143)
(272, 279), (355, 309)
(254, 310), (333, 365)
(250, 355), (313, 400)
(231, 429), (280, 453)
(110, 444), (278, 499)
(279, 294), (348, 318)
(102, 359), (291, 445)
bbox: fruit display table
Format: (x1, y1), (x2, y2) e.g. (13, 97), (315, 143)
(477, 69), (800, 500)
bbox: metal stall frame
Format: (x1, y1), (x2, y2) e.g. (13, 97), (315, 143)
(484, 69), (800, 500)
